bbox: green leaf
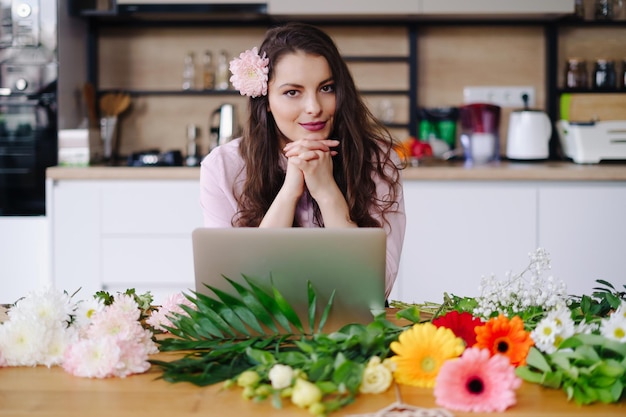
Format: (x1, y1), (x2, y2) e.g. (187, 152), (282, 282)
(332, 359), (364, 395)
(515, 366), (544, 384)
(307, 281), (317, 334)
(526, 347), (552, 373)
(246, 347), (276, 366)
(271, 282), (304, 333)
(595, 279), (616, 291)
(542, 371), (563, 389)
(317, 289), (336, 333)
(242, 275), (294, 333)
(396, 306), (421, 323)
(223, 277), (279, 333)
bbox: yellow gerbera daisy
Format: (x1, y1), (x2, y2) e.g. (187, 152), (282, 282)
(390, 322), (465, 388)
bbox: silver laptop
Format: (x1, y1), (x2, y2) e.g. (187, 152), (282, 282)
(191, 227), (386, 333)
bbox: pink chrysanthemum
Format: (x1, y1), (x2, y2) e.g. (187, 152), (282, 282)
(434, 347), (522, 413)
(229, 47), (269, 98)
(146, 292), (195, 332)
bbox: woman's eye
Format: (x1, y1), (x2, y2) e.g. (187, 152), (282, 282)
(321, 84), (335, 93)
(284, 90), (299, 97)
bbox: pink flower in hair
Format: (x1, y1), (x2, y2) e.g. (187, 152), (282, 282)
(229, 47), (269, 98)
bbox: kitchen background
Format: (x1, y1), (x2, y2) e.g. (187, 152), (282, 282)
(85, 0), (626, 161)
(2, 0), (626, 304)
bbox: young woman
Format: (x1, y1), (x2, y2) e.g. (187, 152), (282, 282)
(200, 22), (405, 297)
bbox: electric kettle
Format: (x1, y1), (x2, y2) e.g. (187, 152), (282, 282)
(506, 109), (552, 160)
(209, 103), (239, 151)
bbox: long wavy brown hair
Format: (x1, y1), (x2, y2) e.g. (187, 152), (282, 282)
(235, 22), (403, 227)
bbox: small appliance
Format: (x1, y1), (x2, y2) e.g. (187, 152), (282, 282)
(458, 103), (501, 165)
(506, 109), (552, 160)
(556, 120), (626, 164)
(209, 103), (238, 151)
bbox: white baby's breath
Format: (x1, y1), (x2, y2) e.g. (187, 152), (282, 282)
(474, 248), (568, 320)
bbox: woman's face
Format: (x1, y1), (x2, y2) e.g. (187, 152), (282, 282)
(267, 51), (336, 145)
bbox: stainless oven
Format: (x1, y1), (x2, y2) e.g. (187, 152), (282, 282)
(0, 91), (56, 215)
(0, 0), (57, 216)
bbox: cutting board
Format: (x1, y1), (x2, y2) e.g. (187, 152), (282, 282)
(563, 93), (626, 122)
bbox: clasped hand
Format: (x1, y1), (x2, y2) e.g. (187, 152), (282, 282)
(282, 138), (339, 201)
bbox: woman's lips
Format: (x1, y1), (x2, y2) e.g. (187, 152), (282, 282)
(300, 121), (327, 132)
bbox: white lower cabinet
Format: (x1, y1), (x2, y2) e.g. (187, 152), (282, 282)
(48, 179), (203, 304)
(390, 180), (626, 304)
(390, 181), (537, 304)
(538, 183), (626, 298)
(0, 217), (49, 304)
(48, 178), (625, 306)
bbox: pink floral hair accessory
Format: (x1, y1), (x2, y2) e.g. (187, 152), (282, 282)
(229, 47), (269, 98)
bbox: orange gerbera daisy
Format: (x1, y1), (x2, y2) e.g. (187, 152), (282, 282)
(390, 322), (465, 388)
(474, 314), (534, 366)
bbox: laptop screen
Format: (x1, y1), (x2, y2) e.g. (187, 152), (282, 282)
(191, 227), (386, 332)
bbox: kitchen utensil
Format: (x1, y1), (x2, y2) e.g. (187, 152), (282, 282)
(98, 92), (131, 162)
(506, 109), (552, 160)
(99, 92), (131, 117)
(83, 83), (97, 127)
(458, 103), (501, 165)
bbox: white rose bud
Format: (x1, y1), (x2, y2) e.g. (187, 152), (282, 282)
(268, 364), (295, 390)
(359, 356), (393, 394)
(291, 378), (322, 409)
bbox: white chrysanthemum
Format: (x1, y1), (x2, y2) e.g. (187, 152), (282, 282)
(40, 325), (78, 368)
(74, 297), (105, 331)
(576, 318), (599, 335)
(531, 319), (558, 353)
(0, 318), (48, 366)
(600, 315), (626, 342)
(545, 307), (575, 332)
(9, 285), (74, 326)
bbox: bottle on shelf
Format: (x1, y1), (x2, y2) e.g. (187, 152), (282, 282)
(215, 50), (230, 91)
(574, 0), (585, 19)
(593, 59), (617, 90)
(182, 52), (196, 91)
(565, 58), (588, 89)
(185, 124), (200, 167)
(202, 51), (215, 90)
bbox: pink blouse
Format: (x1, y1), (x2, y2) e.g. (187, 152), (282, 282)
(200, 138), (406, 297)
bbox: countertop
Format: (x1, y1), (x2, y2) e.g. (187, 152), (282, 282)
(1, 360), (624, 417)
(0, 307), (623, 417)
(47, 161), (626, 181)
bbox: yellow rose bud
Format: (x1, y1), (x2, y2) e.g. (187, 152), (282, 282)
(242, 386), (255, 399)
(291, 378), (322, 409)
(308, 402), (326, 416)
(359, 356), (393, 394)
(237, 370), (260, 388)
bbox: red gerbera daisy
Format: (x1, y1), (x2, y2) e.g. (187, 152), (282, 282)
(432, 311), (483, 347)
(474, 314), (534, 366)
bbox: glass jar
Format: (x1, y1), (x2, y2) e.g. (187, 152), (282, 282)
(593, 59), (617, 90)
(565, 58), (588, 89)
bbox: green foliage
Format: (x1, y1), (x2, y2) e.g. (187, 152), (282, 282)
(151, 275), (408, 410)
(517, 333), (626, 405)
(568, 280), (626, 325)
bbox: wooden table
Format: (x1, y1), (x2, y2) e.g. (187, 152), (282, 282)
(0, 348), (624, 417)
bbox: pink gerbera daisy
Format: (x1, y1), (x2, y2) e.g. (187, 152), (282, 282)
(434, 347), (522, 413)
